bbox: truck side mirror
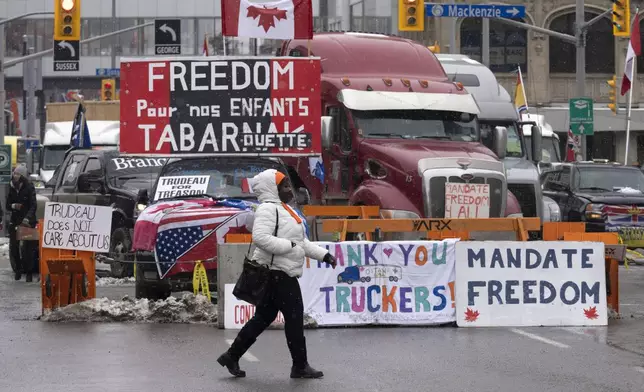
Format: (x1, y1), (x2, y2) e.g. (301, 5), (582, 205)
(493, 126), (508, 160)
(137, 188), (149, 205)
(531, 125), (543, 163)
(321, 116), (334, 150)
(296, 187), (311, 205)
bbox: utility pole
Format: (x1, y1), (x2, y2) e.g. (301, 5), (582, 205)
(493, 4), (612, 160)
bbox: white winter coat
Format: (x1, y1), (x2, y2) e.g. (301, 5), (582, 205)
(249, 169), (328, 278)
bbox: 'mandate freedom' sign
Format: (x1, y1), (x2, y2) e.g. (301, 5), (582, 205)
(119, 56), (322, 156)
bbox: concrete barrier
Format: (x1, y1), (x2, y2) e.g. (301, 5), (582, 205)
(217, 243), (250, 329)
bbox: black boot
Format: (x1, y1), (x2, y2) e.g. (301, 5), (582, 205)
(290, 363), (323, 379)
(14, 272), (21, 281)
(26, 274), (32, 283)
(217, 352), (246, 377)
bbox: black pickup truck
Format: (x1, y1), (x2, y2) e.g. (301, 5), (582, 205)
(37, 149), (167, 277)
(542, 161), (644, 233)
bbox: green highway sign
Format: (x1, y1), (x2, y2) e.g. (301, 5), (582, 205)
(569, 97), (594, 135)
(0, 145), (11, 185)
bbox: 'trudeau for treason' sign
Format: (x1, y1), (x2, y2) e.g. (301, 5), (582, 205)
(119, 56), (322, 156)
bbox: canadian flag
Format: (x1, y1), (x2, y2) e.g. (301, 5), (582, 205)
(221, 0), (313, 40)
(203, 35), (209, 56)
(621, 13), (641, 96)
(566, 128), (580, 162)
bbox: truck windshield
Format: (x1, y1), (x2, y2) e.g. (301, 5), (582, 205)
(152, 158), (286, 202)
(352, 110), (478, 141)
(41, 145), (68, 170)
(107, 156), (167, 191)
(525, 136), (561, 163)
(575, 167), (644, 192)
(480, 122), (524, 158)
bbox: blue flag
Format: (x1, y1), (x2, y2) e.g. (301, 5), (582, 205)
(70, 104), (92, 148)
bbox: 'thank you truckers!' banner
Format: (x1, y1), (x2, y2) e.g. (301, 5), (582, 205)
(299, 240), (458, 326)
(119, 56), (321, 156)
(455, 241), (607, 327)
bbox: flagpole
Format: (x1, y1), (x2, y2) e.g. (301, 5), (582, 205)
(518, 65), (529, 114)
(624, 8), (639, 165)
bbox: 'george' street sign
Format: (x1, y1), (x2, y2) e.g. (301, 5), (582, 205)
(426, 3), (526, 19)
(569, 97), (594, 136)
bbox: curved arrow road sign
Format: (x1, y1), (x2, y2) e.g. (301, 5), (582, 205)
(58, 41), (76, 57)
(159, 24), (177, 41)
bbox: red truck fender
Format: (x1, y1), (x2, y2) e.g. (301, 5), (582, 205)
(349, 180), (422, 216)
(504, 190), (523, 217)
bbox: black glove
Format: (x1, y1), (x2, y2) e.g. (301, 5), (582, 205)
(323, 253), (337, 269)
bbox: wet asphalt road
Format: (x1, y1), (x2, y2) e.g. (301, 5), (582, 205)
(2, 250), (644, 391)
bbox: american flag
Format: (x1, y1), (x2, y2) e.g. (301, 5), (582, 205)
(132, 199), (255, 278)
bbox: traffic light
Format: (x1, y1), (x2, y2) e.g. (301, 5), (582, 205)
(607, 75), (618, 115)
(101, 79), (115, 101)
(612, 0), (630, 37)
(398, 0), (424, 32)
(54, 0), (81, 41)
(428, 41), (440, 53)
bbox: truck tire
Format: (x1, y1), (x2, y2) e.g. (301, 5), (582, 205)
(134, 263), (171, 301)
(110, 228), (134, 278)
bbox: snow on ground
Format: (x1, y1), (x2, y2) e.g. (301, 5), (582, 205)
(40, 293), (218, 323)
(95, 276), (135, 286)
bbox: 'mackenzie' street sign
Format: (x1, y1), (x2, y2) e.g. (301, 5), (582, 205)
(118, 56), (322, 156)
(426, 3), (526, 19)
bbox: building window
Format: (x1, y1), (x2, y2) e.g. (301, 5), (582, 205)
(636, 18), (644, 73)
(549, 11), (615, 73)
(460, 18), (528, 74)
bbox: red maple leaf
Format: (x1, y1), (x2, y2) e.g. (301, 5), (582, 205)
(584, 306), (599, 320)
(246, 5), (288, 32)
(464, 308), (480, 322)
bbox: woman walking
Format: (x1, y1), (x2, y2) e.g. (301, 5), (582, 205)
(218, 169), (337, 379)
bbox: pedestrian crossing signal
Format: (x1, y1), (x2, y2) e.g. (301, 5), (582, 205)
(607, 75), (618, 115)
(54, 0), (81, 41)
(398, 0), (424, 32)
(611, 0), (630, 37)
(101, 79), (115, 101)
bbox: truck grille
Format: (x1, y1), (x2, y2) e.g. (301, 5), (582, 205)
(508, 184), (537, 217)
(428, 176), (504, 218)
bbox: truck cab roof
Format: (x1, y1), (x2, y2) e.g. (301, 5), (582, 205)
(43, 120), (120, 145)
(281, 32), (464, 95)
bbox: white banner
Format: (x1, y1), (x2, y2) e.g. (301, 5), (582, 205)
(153, 175), (210, 201)
(299, 240), (458, 326)
(42, 202), (112, 253)
(455, 241), (607, 327)
(224, 284), (285, 329)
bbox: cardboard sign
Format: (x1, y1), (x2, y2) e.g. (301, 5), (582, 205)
(119, 57), (322, 156)
(42, 202), (113, 253)
(455, 241), (607, 327)
(153, 175), (210, 201)
(298, 240), (458, 326)
(224, 284), (285, 329)
(445, 183), (490, 218)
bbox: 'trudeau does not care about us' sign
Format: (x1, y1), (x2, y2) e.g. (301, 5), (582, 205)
(118, 56), (322, 156)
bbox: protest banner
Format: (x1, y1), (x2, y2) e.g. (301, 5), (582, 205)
(445, 182), (490, 218)
(299, 240), (458, 326)
(119, 56), (322, 156)
(224, 284), (285, 329)
(42, 202), (113, 253)
(455, 241), (607, 327)
(153, 175), (210, 200)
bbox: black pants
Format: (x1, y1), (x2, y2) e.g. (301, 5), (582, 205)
(9, 224), (34, 274)
(228, 270), (308, 368)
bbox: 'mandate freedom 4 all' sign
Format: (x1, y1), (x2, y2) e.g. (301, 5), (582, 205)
(119, 56), (322, 156)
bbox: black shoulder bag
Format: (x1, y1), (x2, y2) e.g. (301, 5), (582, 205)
(232, 208), (279, 306)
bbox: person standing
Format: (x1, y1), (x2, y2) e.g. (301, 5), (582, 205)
(7, 165), (37, 282)
(218, 169), (337, 379)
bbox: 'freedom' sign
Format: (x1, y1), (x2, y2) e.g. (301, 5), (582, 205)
(455, 241), (607, 327)
(119, 56), (321, 156)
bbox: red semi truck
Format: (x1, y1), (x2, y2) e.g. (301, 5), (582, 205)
(277, 32), (521, 232)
